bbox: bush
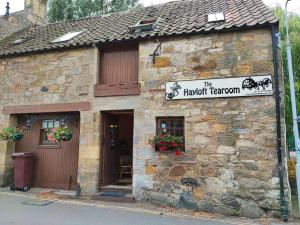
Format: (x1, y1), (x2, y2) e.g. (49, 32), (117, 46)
(288, 159), (296, 187)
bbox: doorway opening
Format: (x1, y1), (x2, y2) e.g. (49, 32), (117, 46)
(99, 110), (133, 192)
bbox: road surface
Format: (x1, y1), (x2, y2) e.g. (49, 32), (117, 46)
(0, 189), (294, 225)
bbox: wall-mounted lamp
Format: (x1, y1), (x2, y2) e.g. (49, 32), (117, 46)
(60, 116), (68, 126)
(60, 115), (77, 127)
(25, 117), (32, 128)
(17, 116), (32, 129)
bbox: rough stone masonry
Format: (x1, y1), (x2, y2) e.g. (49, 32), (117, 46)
(0, 27), (291, 218)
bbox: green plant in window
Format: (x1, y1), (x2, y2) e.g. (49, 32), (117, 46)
(47, 126), (73, 143)
(0, 127), (24, 142)
(150, 133), (184, 155)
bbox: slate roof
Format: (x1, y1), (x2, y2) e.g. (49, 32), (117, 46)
(0, 0), (278, 57)
(0, 10), (31, 41)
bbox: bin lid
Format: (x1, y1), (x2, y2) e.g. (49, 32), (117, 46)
(11, 152), (34, 158)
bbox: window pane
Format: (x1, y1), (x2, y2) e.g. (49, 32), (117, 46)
(54, 121), (60, 128)
(175, 129), (184, 137)
(48, 121), (54, 128)
(42, 121), (48, 129)
(169, 120), (174, 129)
(175, 120), (183, 129)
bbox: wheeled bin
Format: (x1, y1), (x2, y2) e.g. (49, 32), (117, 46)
(11, 152), (35, 191)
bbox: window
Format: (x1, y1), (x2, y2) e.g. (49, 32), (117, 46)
(52, 31), (84, 43)
(129, 18), (160, 33)
(207, 12), (225, 23)
(95, 44), (140, 97)
(156, 117), (184, 137)
(12, 39), (26, 45)
(40, 119), (60, 145)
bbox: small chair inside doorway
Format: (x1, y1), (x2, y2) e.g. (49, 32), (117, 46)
(119, 154), (132, 179)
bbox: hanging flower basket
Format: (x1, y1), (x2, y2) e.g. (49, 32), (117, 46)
(0, 127), (24, 142)
(12, 132), (24, 142)
(47, 126), (73, 143)
(150, 134), (184, 156)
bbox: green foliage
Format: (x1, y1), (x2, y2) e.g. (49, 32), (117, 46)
(273, 7), (300, 142)
(150, 134), (184, 155)
(0, 127), (24, 142)
(47, 127), (73, 142)
(48, 0), (140, 22)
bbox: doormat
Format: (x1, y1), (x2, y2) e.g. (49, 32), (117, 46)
(112, 181), (132, 186)
(100, 191), (126, 197)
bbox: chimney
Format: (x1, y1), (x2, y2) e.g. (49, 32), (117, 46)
(25, 0), (48, 25)
(5, 2), (9, 16)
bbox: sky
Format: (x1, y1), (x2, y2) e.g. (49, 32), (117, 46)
(0, 0), (299, 15)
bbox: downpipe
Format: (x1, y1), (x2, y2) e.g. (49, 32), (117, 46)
(271, 24), (289, 221)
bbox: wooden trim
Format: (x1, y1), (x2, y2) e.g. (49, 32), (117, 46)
(2, 102), (91, 115)
(94, 83), (141, 97)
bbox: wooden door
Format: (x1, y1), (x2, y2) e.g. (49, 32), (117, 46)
(100, 112), (120, 187)
(15, 113), (80, 190)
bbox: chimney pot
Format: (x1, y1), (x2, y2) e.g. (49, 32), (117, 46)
(5, 2), (9, 16)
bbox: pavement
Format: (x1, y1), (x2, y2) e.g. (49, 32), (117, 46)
(0, 188), (298, 225)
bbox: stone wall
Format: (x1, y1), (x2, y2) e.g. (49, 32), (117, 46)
(133, 28), (289, 217)
(0, 26), (290, 217)
(0, 48), (100, 193)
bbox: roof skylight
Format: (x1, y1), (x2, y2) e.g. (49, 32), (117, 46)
(10, 37), (31, 46)
(207, 12), (225, 23)
(129, 18), (160, 33)
(12, 39), (26, 45)
(52, 31), (84, 43)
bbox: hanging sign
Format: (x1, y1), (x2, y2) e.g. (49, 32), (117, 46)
(165, 75), (273, 100)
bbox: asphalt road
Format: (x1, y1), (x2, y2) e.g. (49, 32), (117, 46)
(0, 190), (291, 225)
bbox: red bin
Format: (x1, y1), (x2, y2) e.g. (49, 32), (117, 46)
(11, 152), (35, 191)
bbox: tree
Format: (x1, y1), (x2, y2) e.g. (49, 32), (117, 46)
(47, 0), (140, 22)
(273, 7), (300, 149)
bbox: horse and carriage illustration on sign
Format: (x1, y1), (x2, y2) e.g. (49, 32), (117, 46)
(242, 77), (272, 91)
(166, 82), (181, 99)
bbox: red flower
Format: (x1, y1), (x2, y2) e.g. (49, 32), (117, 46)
(160, 146), (167, 152)
(172, 142), (177, 147)
(174, 150), (182, 156)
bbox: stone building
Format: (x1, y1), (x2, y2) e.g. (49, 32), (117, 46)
(0, 0), (47, 41)
(0, 0), (291, 218)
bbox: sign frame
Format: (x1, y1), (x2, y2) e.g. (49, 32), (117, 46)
(165, 75), (274, 100)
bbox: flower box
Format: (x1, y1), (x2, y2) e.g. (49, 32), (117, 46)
(150, 134), (184, 156)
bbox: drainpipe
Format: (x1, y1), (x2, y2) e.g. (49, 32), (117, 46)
(285, 0), (300, 215)
(271, 23), (289, 221)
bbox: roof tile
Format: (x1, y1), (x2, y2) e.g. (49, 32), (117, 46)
(0, 0), (278, 56)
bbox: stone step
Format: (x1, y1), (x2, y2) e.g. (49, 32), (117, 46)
(92, 192), (135, 203)
(100, 187), (132, 194)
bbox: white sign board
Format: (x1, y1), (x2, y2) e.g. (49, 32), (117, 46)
(165, 75), (273, 100)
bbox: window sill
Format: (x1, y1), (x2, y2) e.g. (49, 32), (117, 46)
(94, 83), (141, 97)
(35, 144), (62, 149)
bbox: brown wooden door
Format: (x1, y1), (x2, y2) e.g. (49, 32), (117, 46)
(15, 113), (80, 190)
(101, 112), (120, 187)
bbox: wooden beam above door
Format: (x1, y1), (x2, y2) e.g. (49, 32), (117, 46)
(2, 102), (91, 114)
